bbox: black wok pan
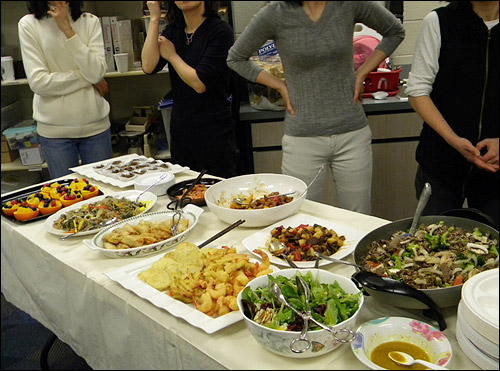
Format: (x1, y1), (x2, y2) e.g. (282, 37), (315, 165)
(353, 215), (498, 315)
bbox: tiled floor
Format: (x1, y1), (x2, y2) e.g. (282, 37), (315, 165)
(1, 293), (92, 370)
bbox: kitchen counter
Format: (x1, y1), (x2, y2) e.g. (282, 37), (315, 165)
(237, 94), (413, 174)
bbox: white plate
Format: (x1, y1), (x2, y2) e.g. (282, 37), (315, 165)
(456, 316), (499, 370)
(242, 213), (366, 268)
(84, 204), (204, 258)
(69, 154), (189, 188)
(460, 268), (499, 344)
(44, 190), (157, 237)
(105, 251), (279, 333)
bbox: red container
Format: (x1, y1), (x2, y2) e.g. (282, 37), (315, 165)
(363, 68), (401, 93)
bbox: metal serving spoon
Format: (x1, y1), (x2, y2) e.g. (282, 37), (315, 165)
(388, 351), (449, 370)
(59, 217), (118, 240)
(135, 173), (171, 203)
(268, 240), (299, 268)
(404, 182), (432, 236)
(314, 251), (364, 269)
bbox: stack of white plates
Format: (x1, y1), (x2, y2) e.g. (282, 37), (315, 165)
(456, 268), (499, 370)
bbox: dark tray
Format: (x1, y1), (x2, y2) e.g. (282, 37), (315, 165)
(167, 178), (221, 206)
(1, 178), (103, 223)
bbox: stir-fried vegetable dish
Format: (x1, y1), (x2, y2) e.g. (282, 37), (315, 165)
(361, 221), (499, 289)
(52, 196), (147, 233)
(268, 223), (346, 261)
(229, 191), (293, 209)
(241, 271), (361, 331)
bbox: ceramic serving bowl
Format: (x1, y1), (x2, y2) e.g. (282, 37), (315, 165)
(351, 316), (452, 370)
(205, 173), (307, 227)
(134, 172), (175, 196)
(83, 204), (203, 258)
(236, 268), (364, 358)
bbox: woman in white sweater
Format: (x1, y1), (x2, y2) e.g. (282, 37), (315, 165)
(18, 1), (112, 178)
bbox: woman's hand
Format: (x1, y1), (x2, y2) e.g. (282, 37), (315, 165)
(276, 80), (295, 115)
(146, 1), (162, 21)
(477, 138), (499, 172)
(93, 79), (108, 97)
(353, 69), (367, 104)
(158, 36), (177, 62)
(452, 136), (499, 173)
(47, 1), (75, 39)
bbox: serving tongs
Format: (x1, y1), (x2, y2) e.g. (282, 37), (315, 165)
(270, 280), (357, 351)
(167, 170), (208, 236)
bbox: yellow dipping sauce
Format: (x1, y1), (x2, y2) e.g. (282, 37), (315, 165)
(370, 341), (431, 370)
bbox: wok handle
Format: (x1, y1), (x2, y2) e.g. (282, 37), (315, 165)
(352, 271), (447, 331)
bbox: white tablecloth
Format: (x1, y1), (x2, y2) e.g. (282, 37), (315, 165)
(1, 165), (479, 370)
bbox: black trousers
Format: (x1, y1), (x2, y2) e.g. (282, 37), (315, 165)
(414, 165), (499, 229)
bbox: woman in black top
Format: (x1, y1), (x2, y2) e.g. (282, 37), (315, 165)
(142, 1), (237, 178)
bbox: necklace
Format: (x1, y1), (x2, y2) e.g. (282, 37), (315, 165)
(185, 31), (194, 45)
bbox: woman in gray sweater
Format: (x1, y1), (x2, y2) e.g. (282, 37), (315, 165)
(227, 1), (404, 214)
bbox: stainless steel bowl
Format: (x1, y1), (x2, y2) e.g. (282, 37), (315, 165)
(353, 215), (499, 309)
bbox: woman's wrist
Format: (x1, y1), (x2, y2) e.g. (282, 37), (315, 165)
(63, 27), (76, 39)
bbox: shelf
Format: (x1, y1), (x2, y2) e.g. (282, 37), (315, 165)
(1, 69), (168, 86)
(1, 157), (47, 171)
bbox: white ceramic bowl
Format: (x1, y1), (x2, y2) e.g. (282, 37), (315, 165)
(351, 317), (452, 370)
(236, 268), (364, 358)
(205, 173), (307, 227)
(134, 172), (175, 196)
(83, 204), (204, 258)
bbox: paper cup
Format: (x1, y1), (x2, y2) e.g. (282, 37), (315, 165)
(114, 53), (129, 73)
(1, 56), (15, 81)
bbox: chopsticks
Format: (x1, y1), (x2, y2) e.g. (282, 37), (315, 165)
(197, 219), (246, 248)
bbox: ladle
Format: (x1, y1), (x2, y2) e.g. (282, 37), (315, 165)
(388, 351), (449, 370)
(404, 182), (432, 236)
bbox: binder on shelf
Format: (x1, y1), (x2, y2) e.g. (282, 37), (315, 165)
(111, 19), (135, 71)
(110, 16), (120, 54)
(100, 16), (116, 72)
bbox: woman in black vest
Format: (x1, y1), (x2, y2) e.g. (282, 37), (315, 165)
(406, 1), (499, 228)
(141, 1), (237, 178)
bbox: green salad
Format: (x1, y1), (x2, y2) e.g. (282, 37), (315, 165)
(240, 271), (362, 331)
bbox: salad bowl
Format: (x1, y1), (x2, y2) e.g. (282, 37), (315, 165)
(236, 268), (364, 358)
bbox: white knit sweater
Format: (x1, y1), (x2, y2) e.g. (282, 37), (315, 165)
(18, 12), (110, 138)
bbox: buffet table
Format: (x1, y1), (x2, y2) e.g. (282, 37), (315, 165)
(1, 166), (480, 370)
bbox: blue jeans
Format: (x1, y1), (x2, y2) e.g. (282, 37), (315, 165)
(38, 129), (113, 179)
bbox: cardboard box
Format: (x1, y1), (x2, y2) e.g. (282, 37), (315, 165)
(1, 147), (19, 163)
(19, 146), (44, 166)
(125, 106), (155, 132)
(1, 140), (10, 152)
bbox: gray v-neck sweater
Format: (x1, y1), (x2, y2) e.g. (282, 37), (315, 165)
(227, 1), (405, 136)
